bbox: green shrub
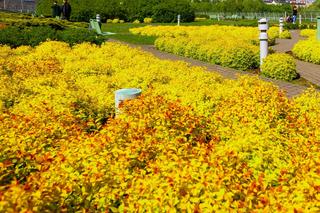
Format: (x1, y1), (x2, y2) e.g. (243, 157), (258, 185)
(0, 26), (105, 47)
(152, 0), (195, 23)
(279, 30), (291, 39)
(36, 0), (195, 23)
(56, 28), (105, 45)
(0, 26), (56, 47)
(261, 53), (298, 81)
(0, 12), (88, 30)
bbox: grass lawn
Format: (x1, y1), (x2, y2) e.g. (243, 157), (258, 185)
(100, 19), (280, 45)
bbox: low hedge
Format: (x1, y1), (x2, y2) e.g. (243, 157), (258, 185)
(292, 39), (320, 65)
(0, 26), (105, 47)
(261, 53), (298, 81)
(0, 12), (88, 29)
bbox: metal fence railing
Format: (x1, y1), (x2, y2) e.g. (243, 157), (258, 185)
(197, 12), (320, 22)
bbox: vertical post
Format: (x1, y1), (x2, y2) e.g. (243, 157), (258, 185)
(299, 14), (302, 25)
(3, 0), (5, 10)
(114, 88), (142, 115)
(96, 14), (101, 28)
(96, 14), (101, 23)
(279, 17), (284, 34)
(217, 14), (220, 21)
(258, 18), (268, 66)
(317, 16), (320, 41)
(177, 14), (181, 26)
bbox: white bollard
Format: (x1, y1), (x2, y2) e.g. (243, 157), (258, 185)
(177, 14), (181, 26)
(258, 18), (269, 66)
(114, 88), (142, 115)
(299, 14), (302, 25)
(279, 17), (284, 34)
(96, 14), (101, 23)
(217, 14), (220, 21)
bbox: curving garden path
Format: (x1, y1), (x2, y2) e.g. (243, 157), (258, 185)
(110, 30), (320, 98)
(273, 30), (320, 86)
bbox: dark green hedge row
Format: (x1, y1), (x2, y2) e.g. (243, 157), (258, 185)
(36, 0), (195, 23)
(0, 12), (88, 30)
(0, 26), (105, 47)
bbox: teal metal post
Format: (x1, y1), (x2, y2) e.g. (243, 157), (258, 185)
(317, 16), (320, 41)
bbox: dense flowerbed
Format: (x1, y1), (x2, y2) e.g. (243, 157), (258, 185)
(0, 41), (319, 212)
(292, 29), (320, 64)
(130, 25), (290, 71)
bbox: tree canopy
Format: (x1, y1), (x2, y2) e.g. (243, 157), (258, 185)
(191, 0), (292, 13)
(36, 0), (195, 22)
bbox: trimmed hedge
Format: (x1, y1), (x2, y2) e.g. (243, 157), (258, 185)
(261, 53), (298, 81)
(0, 26), (105, 47)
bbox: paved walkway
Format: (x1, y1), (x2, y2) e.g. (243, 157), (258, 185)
(138, 45), (307, 98)
(110, 31), (320, 98)
(273, 30), (320, 86)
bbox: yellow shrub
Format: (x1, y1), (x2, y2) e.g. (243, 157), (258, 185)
(143, 17), (153, 24)
(300, 29), (316, 38)
(293, 39), (320, 64)
(112, 18), (119, 24)
(194, 17), (207, 22)
(0, 41), (319, 212)
(133, 19), (140, 24)
(261, 53), (297, 81)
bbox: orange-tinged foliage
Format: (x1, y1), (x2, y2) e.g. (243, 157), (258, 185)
(0, 41), (319, 212)
(0, 23), (6, 29)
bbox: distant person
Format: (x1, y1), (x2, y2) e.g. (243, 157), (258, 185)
(286, 15), (292, 23)
(292, 5), (298, 24)
(61, 0), (72, 21)
(51, 1), (61, 19)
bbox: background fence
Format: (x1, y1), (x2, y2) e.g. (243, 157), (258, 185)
(197, 12), (320, 22)
(0, 0), (36, 13)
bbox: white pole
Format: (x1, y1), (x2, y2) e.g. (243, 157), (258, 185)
(96, 14), (101, 23)
(299, 14), (302, 25)
(258, 18), (269, 66)
(177, 14), (180, 26)
(279, 17), (284, 34)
